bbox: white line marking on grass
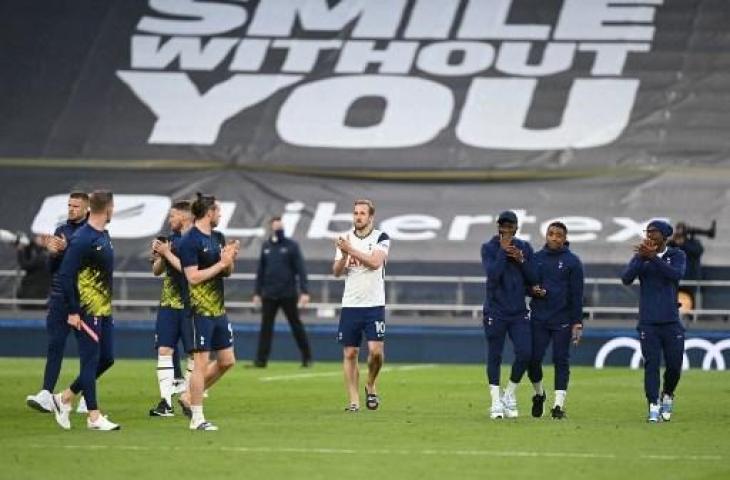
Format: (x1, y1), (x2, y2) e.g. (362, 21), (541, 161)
(259, 364), (437, 382)
(24, 444), (722, 461)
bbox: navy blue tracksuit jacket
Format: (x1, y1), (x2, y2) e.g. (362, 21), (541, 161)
(255, 237), (308, 299)
(530, 244), (584, 327)
(621, 248), (686, 326)
(481, 236), (537, 318)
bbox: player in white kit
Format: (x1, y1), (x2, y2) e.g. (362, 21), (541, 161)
(333, 199), (391, 412)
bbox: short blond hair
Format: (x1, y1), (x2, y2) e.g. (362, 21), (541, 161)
(354, 199), (375, 215)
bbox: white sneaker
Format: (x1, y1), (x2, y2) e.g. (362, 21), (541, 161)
(51, 393), (72, 430)
(190, 420), (218, 431)
(26, 390), (53, 413)
(660, 393), (673, 422)
(87, 414), (121, 431)
(490, 403), (504, 419)
(76, 396), (88, 414)
(501, 392), (519, 418)
(648, 403), (661, 423)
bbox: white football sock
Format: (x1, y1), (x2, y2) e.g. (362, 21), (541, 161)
(156, 355), (174, 405)
(505, 381), (518, 396)
(554, 390), (567, 408)
(489, 385), (501, 405)
(191, 405), (205, 426)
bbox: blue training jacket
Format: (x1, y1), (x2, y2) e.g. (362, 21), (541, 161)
(481, 235), (537, 318)
(529, 244), (584, 326)
(620, 247), (686, 326)
(48, 218), (87, 298)
(254, 236), (308, 299)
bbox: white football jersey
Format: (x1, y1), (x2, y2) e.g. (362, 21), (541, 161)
(335, 228), (390, 307)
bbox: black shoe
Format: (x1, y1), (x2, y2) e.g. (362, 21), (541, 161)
(149, 399), (174, 417)
(178, 398), (192, 419)
(531, 392), (546, 418)
(301, 359), (313, 368)
(551, 406), (566, 419)
(365, 387), (379, 411)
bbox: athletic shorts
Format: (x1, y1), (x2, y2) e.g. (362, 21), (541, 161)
(186, 313), (234, 352)
(338, 306), (385, 347)
(154, 306), (192, 352)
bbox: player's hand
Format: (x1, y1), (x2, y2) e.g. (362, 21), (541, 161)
(505, 245), (524, 263)
(571, 324), (583, 346)
(47, 234), (67, 254)
(336, 236), (351, 254)
(227, 239), (241, 256)
(531, 285), (547, 297)
(635, 239), (657, 259)
(298, 293), (310, 308)
(499, 232), (513, 249)
(67, 314), (81, 330)
(252, 294), (261, 306)
(153, 239), (170, 256)
(220, 245), (237, 266)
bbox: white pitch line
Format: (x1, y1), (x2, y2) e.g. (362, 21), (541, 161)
(259, 364), (437, 382)
(22, 444), (723, 462)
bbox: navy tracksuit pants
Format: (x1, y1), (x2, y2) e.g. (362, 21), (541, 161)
(42, 299), (72, 392)
(527, 322), (572, 390)
(483, 314), (531, 386)
(69, 315), (114, 411)
(638, 323), (684, 404)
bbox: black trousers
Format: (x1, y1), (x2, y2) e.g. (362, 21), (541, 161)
(255, 297), (312, 364)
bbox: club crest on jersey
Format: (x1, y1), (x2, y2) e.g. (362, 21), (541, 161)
(558, 260), (564, 270)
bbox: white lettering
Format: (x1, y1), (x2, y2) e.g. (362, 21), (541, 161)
(456, 78), (640, 150)
(277, 75), (453, 148)
(117, 72), (301, 145)
(247, 0), (406, 38)
(380, 215), (442, 241)
(137, 0), (248, 36)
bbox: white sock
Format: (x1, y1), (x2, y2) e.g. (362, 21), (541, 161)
(489, 385), (501, 405)
(532, 381), (544, 396)
(505, 381), (518, 396)
(554, 390), (567, 408)
(157, 355), (174, 405)
(191, 405), (205, 426)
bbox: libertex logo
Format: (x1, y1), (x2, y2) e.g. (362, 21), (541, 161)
(117, 0), (664, 150)
(594, 337), (730, 371)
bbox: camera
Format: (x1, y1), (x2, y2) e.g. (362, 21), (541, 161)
(683, 220), (716, 239)
(0, 229), (30, 247)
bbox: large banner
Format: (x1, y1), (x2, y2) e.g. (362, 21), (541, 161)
(2, 0), (729, 171)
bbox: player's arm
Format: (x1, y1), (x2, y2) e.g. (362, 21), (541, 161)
(337, 233), (389, 271)
(153, 239), (183, 274)
(57, 236), (86, 329)
(620, 255), (643, 285)
(332, 251), (348, 277)
(649, 249), (686, 281)
(482, 242), (507, 282)
(569, 257), (585, 325)
(345, 247), (387, 271)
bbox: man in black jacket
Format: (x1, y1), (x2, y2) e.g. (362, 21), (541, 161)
(252, 216), (312, 367)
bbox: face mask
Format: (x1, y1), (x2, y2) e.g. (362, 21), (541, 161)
(273, 229), (285, 242)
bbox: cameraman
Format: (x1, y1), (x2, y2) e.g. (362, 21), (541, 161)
(668, 222), (704, 303)
(16, 234), (51, 305)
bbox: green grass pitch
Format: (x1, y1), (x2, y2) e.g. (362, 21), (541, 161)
(0, 358), (728, 480)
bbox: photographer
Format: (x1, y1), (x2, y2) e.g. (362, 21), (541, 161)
(668, 222), (704, 306)
(16, 234), (51, 305)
